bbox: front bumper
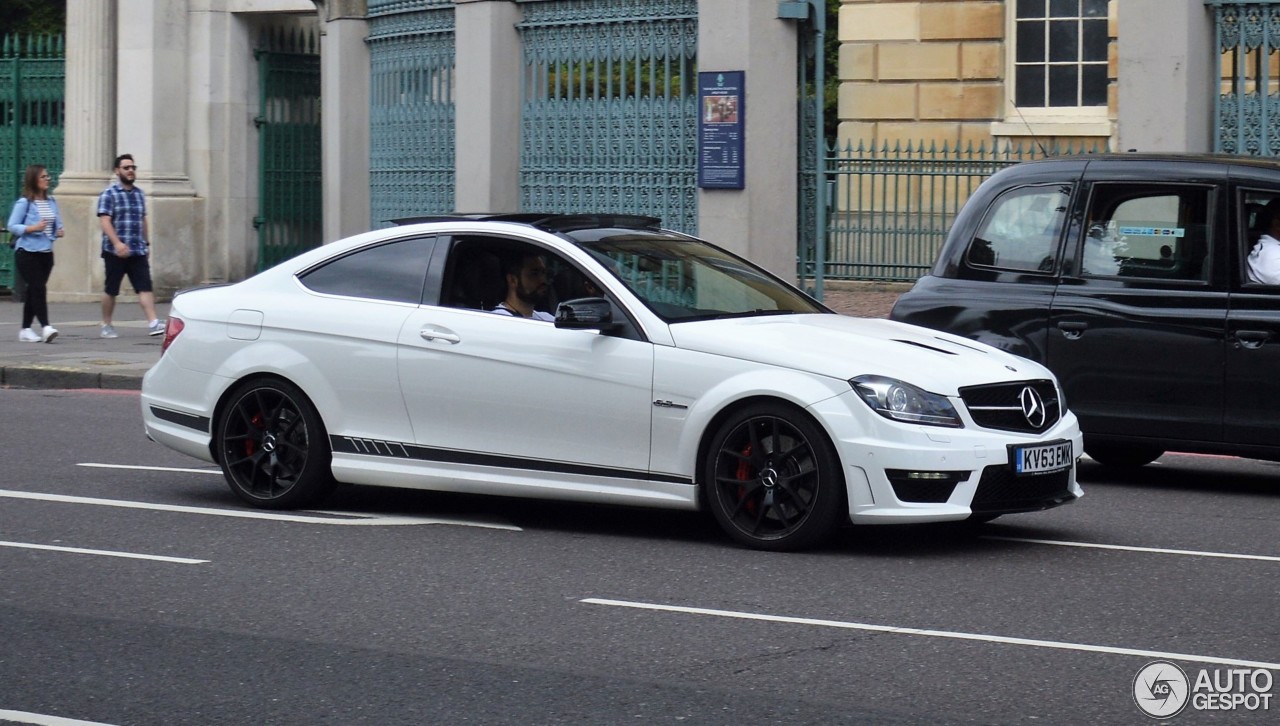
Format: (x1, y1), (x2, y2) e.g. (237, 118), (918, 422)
(810, 391), (1084, 524)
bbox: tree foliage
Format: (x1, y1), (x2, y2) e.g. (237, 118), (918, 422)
(0, 0), (66, 36)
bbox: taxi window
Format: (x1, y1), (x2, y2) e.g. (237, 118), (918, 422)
(967, 185), (1070, 273)
(1080, 185), (1210, 282)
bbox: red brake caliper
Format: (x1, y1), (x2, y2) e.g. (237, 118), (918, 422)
(735, 443), (756, 514)
(244, 412), (265, 456)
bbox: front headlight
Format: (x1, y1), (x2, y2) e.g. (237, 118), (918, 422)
(850, 375), (963, 428)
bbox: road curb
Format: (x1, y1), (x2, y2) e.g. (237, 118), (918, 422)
(0, 365), (142, 391)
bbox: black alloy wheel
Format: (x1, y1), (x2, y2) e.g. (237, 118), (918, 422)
(217, 378), (336, 509)
(705, 403), (845, 551)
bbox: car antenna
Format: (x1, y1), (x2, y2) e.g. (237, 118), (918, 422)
(1013, 104), (1050, 157)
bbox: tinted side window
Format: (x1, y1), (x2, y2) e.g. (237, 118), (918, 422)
(967, 184), (1070, 272)
(299, 236), (435, 303)
(1079, 185), (1210, 282)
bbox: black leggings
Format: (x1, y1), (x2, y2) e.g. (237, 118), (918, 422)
(15, 249), (53, 329)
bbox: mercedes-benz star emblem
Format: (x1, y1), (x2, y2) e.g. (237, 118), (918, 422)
(1019, 387), (1046, 428)
(760, 468), (778, 489)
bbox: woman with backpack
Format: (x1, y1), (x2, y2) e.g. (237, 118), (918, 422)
(6, 164), (64, 343)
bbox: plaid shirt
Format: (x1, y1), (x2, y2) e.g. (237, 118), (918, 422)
(97, 182), (148, 255)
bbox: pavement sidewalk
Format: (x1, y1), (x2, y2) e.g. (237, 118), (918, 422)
(0, 299), (170, 390)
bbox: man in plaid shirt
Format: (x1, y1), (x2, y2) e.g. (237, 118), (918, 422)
(97, 153), (164, 338)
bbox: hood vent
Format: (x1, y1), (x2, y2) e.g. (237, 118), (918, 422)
(893, 339), (957, 355)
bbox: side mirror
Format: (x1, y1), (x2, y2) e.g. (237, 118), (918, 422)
(555, 297), (620, 331)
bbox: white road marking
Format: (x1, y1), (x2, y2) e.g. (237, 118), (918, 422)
(78, 463), (222, 475)
(984, 536), (1280, 563)
(581, 598), (1280, 671)
(0, 541), (206, 564)
(0, 710), (122, 726)
(0, 490), (521, 531)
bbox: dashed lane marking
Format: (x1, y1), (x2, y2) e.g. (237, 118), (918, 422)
(983, 536), (1280, 563)
(0, 490), (522, 530)
(0, 541), (207, 564)
(77, 462), (222, 475)
(581, 598), (1280, 671)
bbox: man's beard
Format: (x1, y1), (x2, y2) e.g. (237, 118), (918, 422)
(516, 283), (546, 305)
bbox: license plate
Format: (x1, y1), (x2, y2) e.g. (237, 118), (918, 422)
(1009, 440), (1073, 476)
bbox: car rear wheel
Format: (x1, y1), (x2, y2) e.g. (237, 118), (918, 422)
(1084, 441), (1163, 468)
(216, 378), (336, 509)
(704, 403), (845, 551)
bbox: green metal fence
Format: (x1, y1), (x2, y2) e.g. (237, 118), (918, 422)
(368, 0), (455, 227)
(810, 139), (1106, 283)
(516, 0), (699, 234)
(0, 33), (64, 290)
(1210, 0), (1280, 155)
(254, 27), (321, 272)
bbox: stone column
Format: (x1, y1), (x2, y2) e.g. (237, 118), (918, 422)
(114, 0), (203, 300)
(319, 0), (371, 242)
(1117, 1), (1214, 153)
(49, 0), (118, 302)
(454, 0), (522, 212)
(696, 0), (799, 281)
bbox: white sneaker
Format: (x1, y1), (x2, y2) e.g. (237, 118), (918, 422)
(101, 324), (118, 339)
(148, 319), (165, 337)
(41, 325), (58, 343)
(18, 328), (40, 343)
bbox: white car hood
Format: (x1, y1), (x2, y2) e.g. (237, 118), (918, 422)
(667, 314), (1049, 395)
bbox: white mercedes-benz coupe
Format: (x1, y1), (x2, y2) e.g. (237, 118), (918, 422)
(142, 214), (1082, 550)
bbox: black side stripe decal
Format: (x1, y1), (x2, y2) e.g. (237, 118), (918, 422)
(150, 406), (211, 433)
(330, 436), (693, 486)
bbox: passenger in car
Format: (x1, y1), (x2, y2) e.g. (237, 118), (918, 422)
(1246, 198), (1280, 284)
(491, 251), (555, 321)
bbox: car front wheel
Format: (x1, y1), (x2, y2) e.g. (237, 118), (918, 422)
(216, 378), (336, 509)
(704, 403), (845, 551)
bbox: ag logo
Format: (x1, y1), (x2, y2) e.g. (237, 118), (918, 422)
(1134, 661), (1189, 719)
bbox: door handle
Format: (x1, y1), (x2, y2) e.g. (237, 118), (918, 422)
(1234, 330), (1271, 350)
(1057, 321), (1087, 340)
(420, 327), (461, 345)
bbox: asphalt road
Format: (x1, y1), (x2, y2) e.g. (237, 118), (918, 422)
(1, 389), (1277, 725)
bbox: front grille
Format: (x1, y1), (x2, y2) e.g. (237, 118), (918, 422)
(959, 379), (1061, 434)
(970, 464), (1074, 514)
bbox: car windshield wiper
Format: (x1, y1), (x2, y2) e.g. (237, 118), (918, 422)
(711, 309), (804, 320)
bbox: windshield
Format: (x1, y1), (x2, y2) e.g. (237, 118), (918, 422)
(573, 232), (826, 322)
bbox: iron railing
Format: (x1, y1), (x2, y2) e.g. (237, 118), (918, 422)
(0, 33), (64, 291)
(516, 0), (699, 234)
(368, 0), (456, 227)
(812, 139), (1106, 283)
(1209, 0), (1280, 154)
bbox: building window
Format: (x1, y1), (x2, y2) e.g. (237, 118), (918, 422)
(1014, 0), (1109, 108)
(994, 0), (1112, 138)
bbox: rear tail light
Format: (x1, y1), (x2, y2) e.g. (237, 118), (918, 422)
(160, 317), (185, 354)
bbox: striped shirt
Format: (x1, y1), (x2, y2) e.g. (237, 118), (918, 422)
(33, 200), (55, 239)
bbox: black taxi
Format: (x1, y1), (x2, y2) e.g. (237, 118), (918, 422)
(891, 153), (1280, 467)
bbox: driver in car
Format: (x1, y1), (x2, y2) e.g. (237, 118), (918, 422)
(491, 251), (555, 321)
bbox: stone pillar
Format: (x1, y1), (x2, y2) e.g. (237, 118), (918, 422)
(696, 0), (799, 281)
(1117, 1), (1214, 153)
(319, 1), (371, 241)
(49, 0), (118, 302)
(114, 0), (202, 300)
(454, 0), (522, 212)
